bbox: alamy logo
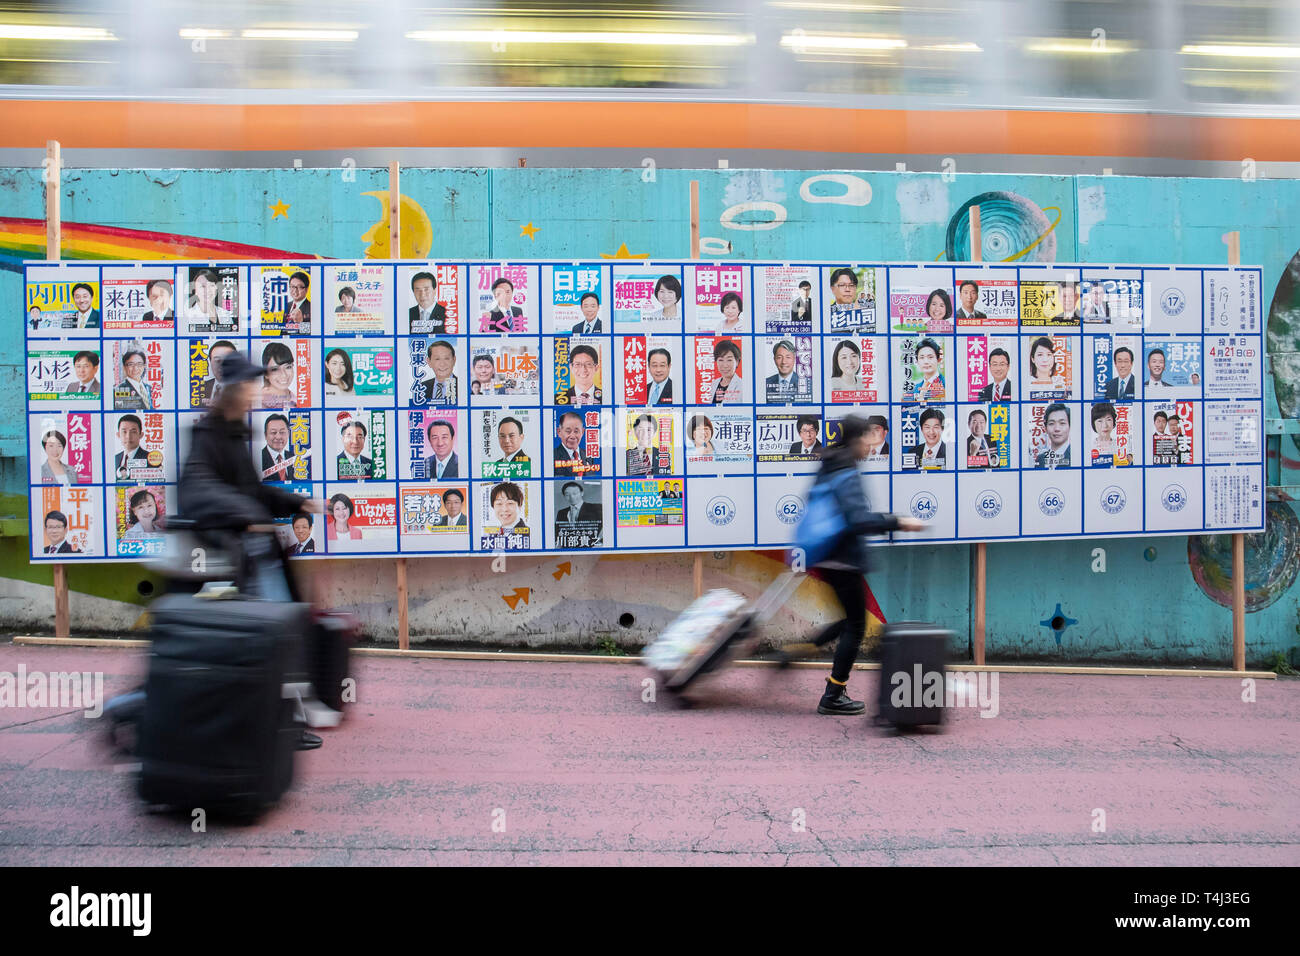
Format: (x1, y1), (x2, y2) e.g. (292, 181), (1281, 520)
(706, 495), (736, 526)
(50, 886), (151, 936)
(889, 667), (999, 718)
(0, 666), (103, 718)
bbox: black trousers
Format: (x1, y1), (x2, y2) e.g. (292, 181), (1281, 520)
(811, 567), (868, 684)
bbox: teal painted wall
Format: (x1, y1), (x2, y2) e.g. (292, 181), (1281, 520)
(2, 166), (1297, 666)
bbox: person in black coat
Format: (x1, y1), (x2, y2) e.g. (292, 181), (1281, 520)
(784, 415), (923, 716)
(179, 352), (322, 597)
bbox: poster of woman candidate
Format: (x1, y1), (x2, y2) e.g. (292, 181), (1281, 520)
(180, 265), (241, 336)
(612, 266), (682, 333)
(112, 485), (167, 558)
(324, 485), (397, 553)
(324, 263), (391, 336)
(30, 412), (97, 486)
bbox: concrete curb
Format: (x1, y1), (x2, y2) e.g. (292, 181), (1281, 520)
(8, 635), (1279, 678)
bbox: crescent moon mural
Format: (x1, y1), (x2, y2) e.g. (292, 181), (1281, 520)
(360, 190), (433, 259)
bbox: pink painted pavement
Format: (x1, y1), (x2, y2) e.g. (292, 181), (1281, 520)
(1, 642), (1297, 866)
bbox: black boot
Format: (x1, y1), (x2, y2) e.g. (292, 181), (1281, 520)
(818, 678), (865, 716)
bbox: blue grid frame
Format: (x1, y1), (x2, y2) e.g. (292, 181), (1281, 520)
(23, 260), (1267, 562)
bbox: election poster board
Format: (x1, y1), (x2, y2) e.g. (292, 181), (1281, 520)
(24, 260), (1266, 561)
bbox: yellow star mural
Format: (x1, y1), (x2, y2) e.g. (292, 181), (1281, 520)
(520, 222), (540, 240)
(269, 199), (291, 220)
(600, 242), (650, 259)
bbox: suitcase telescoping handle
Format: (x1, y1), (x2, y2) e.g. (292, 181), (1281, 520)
(749, 570), (804, 626)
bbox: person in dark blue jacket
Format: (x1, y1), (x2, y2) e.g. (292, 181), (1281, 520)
(791, 414), (923, 715)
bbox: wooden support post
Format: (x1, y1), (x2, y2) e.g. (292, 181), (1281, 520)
(689, 180), (700, 259)
(388, 161), (400, 257)
(690, 179), (702, 598)
(970, 205), (986, 666)
(46, 139), (70, 640)
(1223, 230), (1246, 671)
(396, 557), (409, 650)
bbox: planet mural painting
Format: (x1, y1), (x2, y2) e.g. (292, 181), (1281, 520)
(944, 191), (1062, 263)
(1188, 503), (1300, 612)
(1265, 247), (1300, 462)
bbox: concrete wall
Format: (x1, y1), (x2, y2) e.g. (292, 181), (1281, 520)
(2, 166), (1298, 666)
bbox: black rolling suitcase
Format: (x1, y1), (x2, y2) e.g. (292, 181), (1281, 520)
(876, 621), (950, 728)
(137, 593), (310, 818)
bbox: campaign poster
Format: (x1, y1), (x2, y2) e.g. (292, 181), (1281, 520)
(34, 486), (98, 556)
(101, 268), (176, 330)
(623, 410), (678, 477)
(1088, 334), (1141, 402)
(1019, 277), (1081, 328)
(405, 409), (463, 482)
(1204, 269), (1260, 334)
(685, 410), (754, 471)
(1025, 334), (1075, 401)
(475, 408), (536, 480)
(688, 265), (747, 334)
(184, 338), (238, 409)
(471, 264), (533, 333)
(961, 334), (1016, 403)
(762, 335), (815, 404)
(1025, 401), (1077, 469)
(485, 341), (540, 398)
(1080, 272), (1143, 330)
(325, 486), (398, 551)
(1150, 400), (1195, 466)
(692, 335), (746, 405)
(618, 336), (678, 407)
(399, 485), (470, 536)
(25, 270), (100, 334)
(756, 265), (819, 334)
(824, 335), (880, 404)
(952, 273), (1017, 328)
(255, 338), (314, 410)
(900, 405), (951, 472)
(324, 263), (391, 335)
(552, 408), (604, 478)
(28, 348), (101, 403)
(615, 478), (684, 527)
(825, 266), (880, 334)
(477, 480), (535, 551)
(324, 343), (396, 402)
(756, 412), (823, 465)
(553, 479), (605, 549)
(258, 265), (315, 336)
(889, 284), (942, 334)
(326, 409), (391, 482)
(1204, 403), (1262, 463)
(181, 265), (241, 335)
(895, 334), (949, 404)
(553, 336), (605, 406)
(545, 264), (605, 333)
(114, 485), (166, 558)
(406, 337), (461, 407)
(1142, 338), (1200, 393)
(1204, 336), (1262, 399)
(1085, 401), (1135, 467)
(962, 404), (1008, 470)
(275, 491), (322, 557)
(108, 410), (167, 484)
(254, 409), (314, 483)
(109, 339), (165, 411)
(31, 412), (95, 486)
(404, 264), (463, 335)
(612, 266), (682, 332)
